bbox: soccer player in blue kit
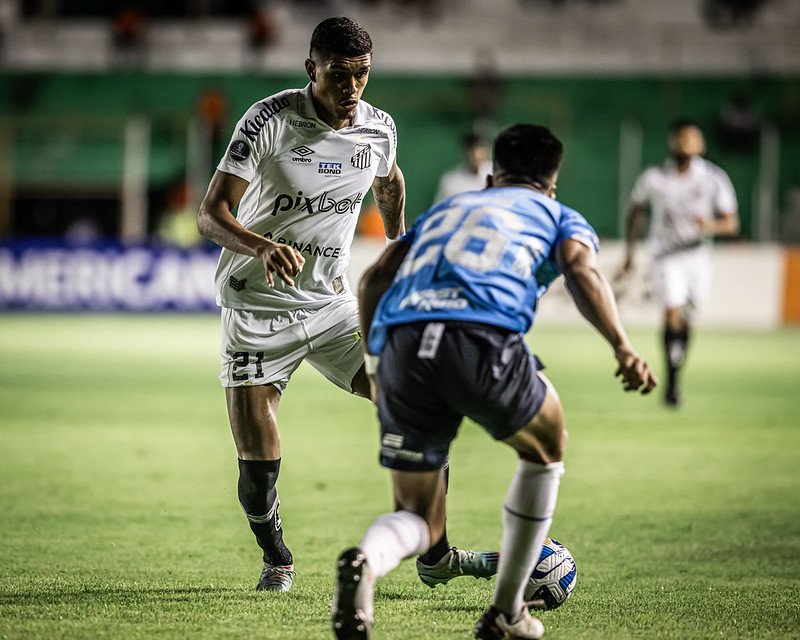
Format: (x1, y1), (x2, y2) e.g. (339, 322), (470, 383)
(331, 124), (657, 639)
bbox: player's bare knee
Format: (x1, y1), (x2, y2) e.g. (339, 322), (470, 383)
(511, 420), (565, 464)
(227, 386), (281, 459)
(505, 386), (566, 463)
(534, 382), (566, 460)
(665, 307), (687, 332)
(350, 365), (371, 398)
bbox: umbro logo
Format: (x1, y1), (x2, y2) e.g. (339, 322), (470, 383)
(291, 145), (315, 163)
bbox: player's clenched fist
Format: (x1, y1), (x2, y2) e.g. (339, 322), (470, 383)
(614, 347), (658, 394)
(257, 241), (305, 287)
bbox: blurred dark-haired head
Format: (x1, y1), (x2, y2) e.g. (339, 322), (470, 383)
(493, 124), (563, 191)
(668, 120), (705, 161)
(463, 133), (487, 149)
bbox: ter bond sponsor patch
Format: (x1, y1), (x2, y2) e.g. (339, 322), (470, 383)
(318, 162), (342, 175)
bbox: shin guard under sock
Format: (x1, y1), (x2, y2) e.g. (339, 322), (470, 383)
(238, 458), (293, 566)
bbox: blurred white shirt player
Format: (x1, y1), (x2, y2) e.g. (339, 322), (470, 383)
(433, 133), (493, 203)
(618, 121), (739, 406)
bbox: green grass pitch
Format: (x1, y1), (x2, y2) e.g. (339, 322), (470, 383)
(1, 315), (799, 639)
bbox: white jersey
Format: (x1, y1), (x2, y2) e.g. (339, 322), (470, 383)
(630, 156), (737, 259)
(214, 84), (397, 311)
(433, 160), (493, 203)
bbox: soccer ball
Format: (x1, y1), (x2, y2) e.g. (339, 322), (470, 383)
(524, 537), (577, 610)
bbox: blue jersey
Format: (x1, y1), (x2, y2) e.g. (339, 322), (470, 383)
(368, 186), (599, 354)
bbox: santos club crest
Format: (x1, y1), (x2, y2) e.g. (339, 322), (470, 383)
(350, 143), (371, 170)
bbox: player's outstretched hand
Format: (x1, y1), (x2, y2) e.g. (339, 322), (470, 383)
(614, 346), (658, 394)
(257, 241), (305, 287)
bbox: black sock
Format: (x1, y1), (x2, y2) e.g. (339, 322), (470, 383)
(238, 458), (293, 566)
(663, 327), (689, 389)
(418, 533), (452, 566)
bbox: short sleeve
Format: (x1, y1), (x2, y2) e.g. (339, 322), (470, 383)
(629, 170), (651, 207)
(556, 205), (599, 254)
(217, 101), (275, 183)
(433, 175), (450, 205)
(376, 112), (398, 178)
(534, 205), (598, 299)
(712, 167), (738, 214)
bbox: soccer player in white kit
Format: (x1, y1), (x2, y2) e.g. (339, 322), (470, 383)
(197, 17), (497, 593)
(618, 121), (739, 406)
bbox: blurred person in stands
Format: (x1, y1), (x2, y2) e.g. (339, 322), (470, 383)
(617, 120), (739, 406)
(433, 133), (492, 203)
(111, 6), (147, 66)
(198, 88), (229, 174)
(469, 49), (503, 136)
(197, 16), (498, 595)
(155, 182), (203, 248)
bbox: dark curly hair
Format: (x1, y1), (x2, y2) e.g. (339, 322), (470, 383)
(309, 17), (373, 59)
(493, 124), (563, 186)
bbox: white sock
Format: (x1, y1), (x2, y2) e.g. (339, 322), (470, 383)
(493, 459), (565, 616)
(360, 511), (430, 578)
(357, 511), (430, 621)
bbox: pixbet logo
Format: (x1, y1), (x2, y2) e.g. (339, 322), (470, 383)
(270, 190), (364, 216)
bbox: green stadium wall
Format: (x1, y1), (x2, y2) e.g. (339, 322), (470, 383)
(1, 72), (799, 238)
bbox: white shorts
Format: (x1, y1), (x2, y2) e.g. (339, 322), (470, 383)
(650, 247), (712, 317)
(219, 295), (364, 392)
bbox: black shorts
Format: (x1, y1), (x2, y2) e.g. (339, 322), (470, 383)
(376, 321), (548, 472)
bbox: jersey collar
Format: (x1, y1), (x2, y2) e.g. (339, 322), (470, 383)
(299, 83), (366, 130)
(664, 155), (703, 175)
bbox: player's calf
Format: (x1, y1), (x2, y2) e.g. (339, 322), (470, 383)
(237, 458), (294, 589)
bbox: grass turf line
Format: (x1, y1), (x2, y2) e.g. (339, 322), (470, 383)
(1, 315), (799, 639)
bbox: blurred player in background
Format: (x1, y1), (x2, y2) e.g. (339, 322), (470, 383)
(433, 133), (493, 203)
(331, 124), (657, 640)
(155, 182), (204, 248)
(618, 121), (739, 406)
(198, 16), (495, 594)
